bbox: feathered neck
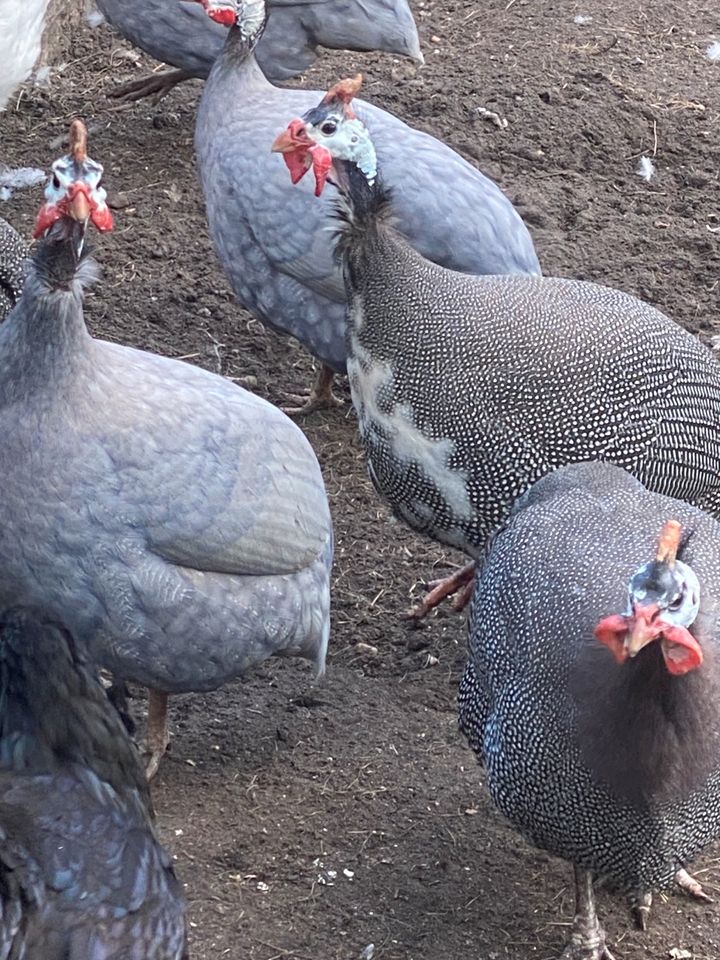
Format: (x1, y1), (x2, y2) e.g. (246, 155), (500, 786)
(217, 1), (267, 67)
(571, 629), (720, 807)
(0, 611), (151, 814)
(0, 228), (96, 402)
(333, 160), (392, 251)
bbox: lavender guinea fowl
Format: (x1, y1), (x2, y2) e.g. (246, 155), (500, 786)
(98, 0), (422, 101)
(0, 120), (332, 779)
(195, 0), (539, 415)
(274, 92), (720, 614)
(0, 215), (26, 319)
(458, 462), (720, 960)
(0, 610), (186, 958)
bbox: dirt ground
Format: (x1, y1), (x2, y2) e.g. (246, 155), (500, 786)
(2, 0), (720, 957)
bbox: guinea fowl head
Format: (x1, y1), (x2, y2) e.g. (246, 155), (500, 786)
(33, 119), (113, 253)
(271, 75), (378, 197)
(191, 0), (239, 26)
(594, 520), (703, 676)
(191, 0), (265, 31)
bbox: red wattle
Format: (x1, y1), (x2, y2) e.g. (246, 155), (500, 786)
(91, 205), (114, 232)
(310, 145), (333, 197)
(661, 625), (703, 676)
(282, 150), (311, 185)
(593, 613), (631, 663)
(208, 8), (236, 25)
(33, 203), (60, 239)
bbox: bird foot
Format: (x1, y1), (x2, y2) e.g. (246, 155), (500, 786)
(630, 869), (711, 930)
(629, 887), (653, 930)
(282, 364), (344, 417)
(144, 735), (171, 782)
(675, 867), (713, 903)
(107, 68), (192, 103)
(282, 388), (344, 417)
(560, 926), (617, 960)
(143, 689), (170, 781)
(405, 560), (476, 620)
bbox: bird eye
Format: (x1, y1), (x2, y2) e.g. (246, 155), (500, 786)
(668, 592), (683, 611)
(320, 120), (337, 135)
(52, 174), (61, 189)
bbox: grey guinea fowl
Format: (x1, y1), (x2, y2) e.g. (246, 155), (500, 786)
(273, 91), (720, 615)
(0, 120), (332, 779)
(0, 214), (27, 319)
(196, 1), (540, 415)
(0, 609), (187, 958)
(458, 461), (720, 960)
(97, 0), (422, 100)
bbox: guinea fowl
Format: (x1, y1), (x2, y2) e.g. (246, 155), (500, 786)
(0, 215), (27, 318)
(98, 0), (422, 101)
(195, 1), (539, 415)
(458, 462), (720, 960)
(274, 87), (720, 614)
(0, 120), (333, 779)
(0, 609), (186, 958)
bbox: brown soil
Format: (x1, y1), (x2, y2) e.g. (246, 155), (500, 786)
(2, 1), (720, 957)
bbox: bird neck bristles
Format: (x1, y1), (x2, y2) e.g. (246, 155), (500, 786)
(331, 162), (392, 258)
(226, 0), (266, 57)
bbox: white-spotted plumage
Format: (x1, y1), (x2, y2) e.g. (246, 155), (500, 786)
(459, 462), (720, 897)
(316, 118), (720, 559)
(0, 217), (27, 319)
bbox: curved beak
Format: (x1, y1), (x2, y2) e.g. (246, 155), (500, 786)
(625, 603), (662, 658)
(271, 129), (299, 154)
(69, 188), (90, 222)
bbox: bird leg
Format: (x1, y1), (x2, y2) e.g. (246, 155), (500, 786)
(107, 68), (193, 103)
(560, 867), (616, 960)
(405, 559), (476, 620)
(283, 364), (344, 417)
(144, 689), (170, 781)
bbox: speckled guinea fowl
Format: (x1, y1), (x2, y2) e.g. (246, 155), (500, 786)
(0, 215), (26, 319)
(458, 462), (720, 960)
(196, 1), (539, 414)
(98, 0), (421, 101)
(0, 121), (332, 779)
(274, 90), (720, 610)
(0, 610), (187, 958)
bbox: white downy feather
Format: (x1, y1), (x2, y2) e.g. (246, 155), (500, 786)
(636, 156), (656, 182)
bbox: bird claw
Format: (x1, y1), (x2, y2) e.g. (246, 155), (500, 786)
(561, 944), (616, 960)
(675, 867), (713, 903)
(143, 690), (170, 781)
(282, 365), (344, 417)
(405, 560), (476, 620)
(143, 737), (170, 782)
(560, 926), (617, 960)
(629, 887), (653, 930)
(282, 389), (344, 417)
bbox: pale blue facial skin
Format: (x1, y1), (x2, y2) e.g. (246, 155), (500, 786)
(626, 558), (701, 628)
(44, 154), (108, 209)
(303, 111), (378, 185)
